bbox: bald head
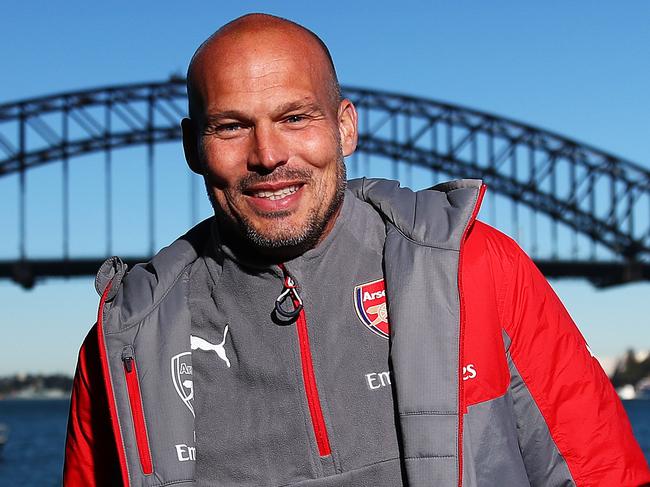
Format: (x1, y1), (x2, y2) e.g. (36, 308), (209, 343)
(186, 13), (341, 123)
(180, 13), (359, 260)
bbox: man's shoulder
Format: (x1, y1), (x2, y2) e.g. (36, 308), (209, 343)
(93, 218), (212, 327)
(463, 220), (527, 277)
(348, 177), (484, 249)
(466, 220), (522, 255)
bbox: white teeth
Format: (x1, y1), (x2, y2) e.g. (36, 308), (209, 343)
(252, 185), (299, 200)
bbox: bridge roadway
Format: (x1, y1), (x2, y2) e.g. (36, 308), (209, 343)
(2, 257), (649, 289)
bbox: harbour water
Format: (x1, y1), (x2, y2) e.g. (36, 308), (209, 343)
(0, 399), (69, 486)
(0, 398), (649, 485)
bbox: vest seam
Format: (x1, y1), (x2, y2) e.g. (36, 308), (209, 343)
(276, 457), (402, 487)
(457, 183), (484, 487)
(97, 282), (131, 486)
(404, 455), (456, 460)
(146, 479), (194, 486)
(400, 411), (456, 416)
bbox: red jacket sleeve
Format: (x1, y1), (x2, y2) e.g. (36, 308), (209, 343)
(63, 325), (123, 486)
(499, 237), (650, 486)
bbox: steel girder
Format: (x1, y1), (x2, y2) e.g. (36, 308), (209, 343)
(345, 87), (649, 263)
(1, 79), (649, 276)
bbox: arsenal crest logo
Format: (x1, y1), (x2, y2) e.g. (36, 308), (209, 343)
(354, 279), (390, 339)
(171, 351), (194, 417)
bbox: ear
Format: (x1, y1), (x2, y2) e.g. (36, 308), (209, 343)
(181, 118), (203, 175)
(337, 99), (358, 157)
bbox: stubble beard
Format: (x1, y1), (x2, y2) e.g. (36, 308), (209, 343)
(207, 154), (347, 259)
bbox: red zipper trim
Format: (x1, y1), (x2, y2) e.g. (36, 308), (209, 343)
(96, 282), (131, 486)
(122, 354), (154, 475)
(277, 264), (331, 457)
(295, 304), (332, 457)
(456, 183), (487, 487)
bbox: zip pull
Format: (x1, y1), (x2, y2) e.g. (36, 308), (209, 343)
(120, 344), (154, 475)
(121, 346), (135, 373)
(276, 265), (303, 319)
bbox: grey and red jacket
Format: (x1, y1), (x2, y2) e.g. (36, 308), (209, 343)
(64, 178), (650, 487)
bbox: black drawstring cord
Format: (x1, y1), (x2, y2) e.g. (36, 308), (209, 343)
(275, 268), (303, 319)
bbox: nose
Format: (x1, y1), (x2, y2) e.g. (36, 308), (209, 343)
(248, 123), (288, 173)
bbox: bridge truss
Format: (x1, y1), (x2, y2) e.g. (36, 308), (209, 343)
(1, 79), (649, 287)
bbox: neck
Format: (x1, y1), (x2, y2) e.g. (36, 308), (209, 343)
(211, 168), (348, 265)
(212, 205), (343, 267)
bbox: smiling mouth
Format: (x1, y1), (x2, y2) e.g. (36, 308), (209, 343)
(250, 184), (300, 201)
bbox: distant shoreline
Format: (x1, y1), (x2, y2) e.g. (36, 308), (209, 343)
(0, 374), (72, 400)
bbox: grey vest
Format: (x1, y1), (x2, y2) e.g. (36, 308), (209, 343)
(95, 178), (484, 487)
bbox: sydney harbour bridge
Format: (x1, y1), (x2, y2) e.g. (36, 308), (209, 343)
(1, 78), (649, 288)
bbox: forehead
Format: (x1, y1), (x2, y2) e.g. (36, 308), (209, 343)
(191, 30), (331, 114)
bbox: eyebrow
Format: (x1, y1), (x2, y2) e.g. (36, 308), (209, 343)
(204, 99), (323, 124)
(204, 111), (251, 125)
(271, 100), (323, 117)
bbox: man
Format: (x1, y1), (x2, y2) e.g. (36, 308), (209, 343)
(64, 13), (650, 487)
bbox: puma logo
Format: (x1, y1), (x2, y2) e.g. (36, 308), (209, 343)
(190, 325), (231, 368)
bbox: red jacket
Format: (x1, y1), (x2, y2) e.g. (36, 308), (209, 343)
(64, 180), (650, 486)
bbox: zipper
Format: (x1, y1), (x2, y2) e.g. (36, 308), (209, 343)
(277, 265), (332, 457)
(121, 346), (154, 475)
(456, 183), (487, 487)
(97, 281), (131, 486)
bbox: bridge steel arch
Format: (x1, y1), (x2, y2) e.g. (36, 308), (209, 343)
(1, 79), (649, 287)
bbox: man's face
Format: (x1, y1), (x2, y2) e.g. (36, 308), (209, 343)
(184, 31), (357, 257)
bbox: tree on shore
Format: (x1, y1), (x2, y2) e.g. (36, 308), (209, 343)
(610, 349), (650, 389)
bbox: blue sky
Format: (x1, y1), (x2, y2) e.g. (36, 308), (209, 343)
(1, 1), (649, 375)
